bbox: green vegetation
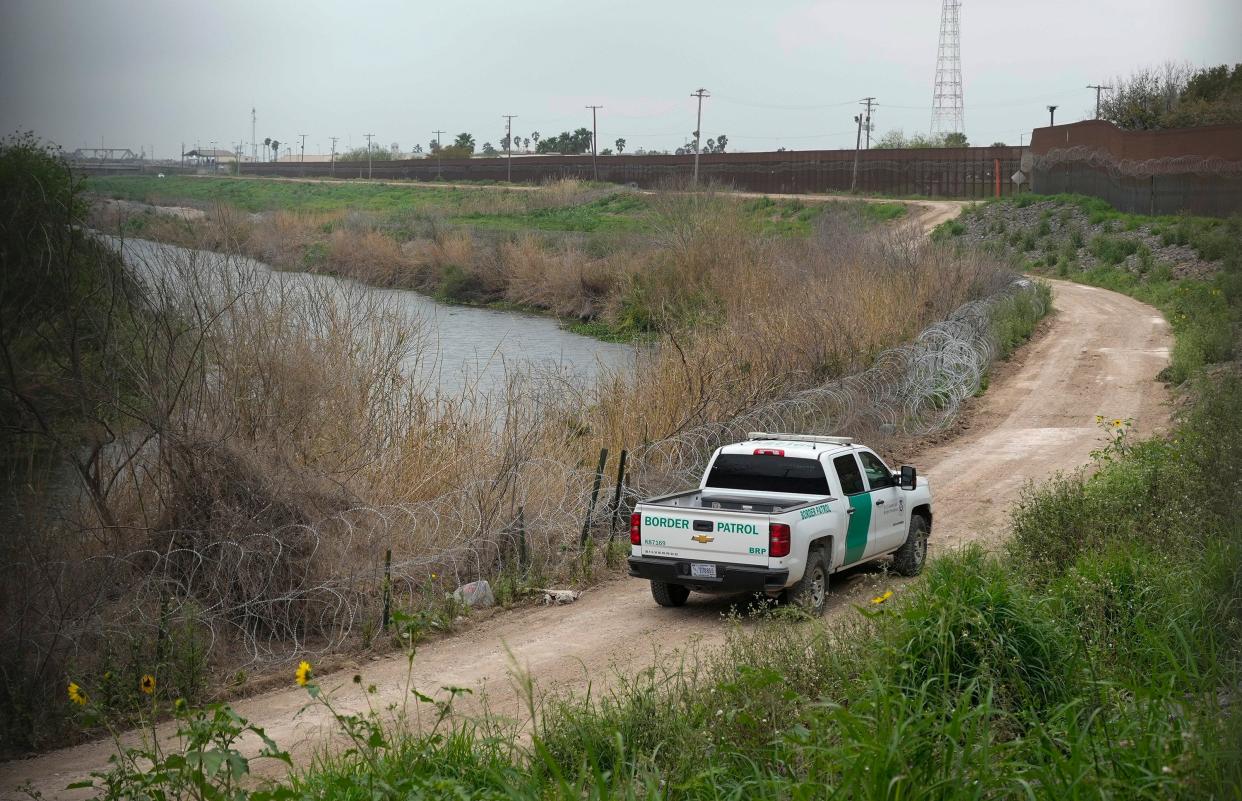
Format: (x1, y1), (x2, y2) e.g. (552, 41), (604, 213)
(1101, 61), (1242, 130)
(950, 193), (1241, 385)
(77, 370), (1242, 798)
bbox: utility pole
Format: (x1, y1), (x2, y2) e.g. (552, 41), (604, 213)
(851, 111), (864, 192)
(585, 105), (603, 181)
(1047, 105), (1058, 127)
(432, 129), (445, 179)
(364, 133), (375, 178)
(502, 114), (517, 183)
(1086, 84), (1110, 119)
(251, 107), (257, 163)
(298, 133), (307, 175)
(860, 97), (876, 149)
(329, 136), (338, 177)
(690, 88), (709, 188)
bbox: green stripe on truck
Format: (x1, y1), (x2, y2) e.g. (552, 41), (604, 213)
(844, 493), (871, 564)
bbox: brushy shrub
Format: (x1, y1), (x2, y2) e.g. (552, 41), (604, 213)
(1089, 233), (1142, 264)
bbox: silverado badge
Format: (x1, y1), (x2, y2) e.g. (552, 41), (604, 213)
(691, 534), (715, 544)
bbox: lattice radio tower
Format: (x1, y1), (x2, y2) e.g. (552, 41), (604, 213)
(931, 0), (964, 136)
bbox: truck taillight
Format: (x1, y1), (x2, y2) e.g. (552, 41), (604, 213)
(754, 448), (785, 456)
(769, 523), (791, 558)
(630, 512), (642, 546)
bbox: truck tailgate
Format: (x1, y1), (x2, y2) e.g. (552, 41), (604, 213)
(637, 508), (770, 566)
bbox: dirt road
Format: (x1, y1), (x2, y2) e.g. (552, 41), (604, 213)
(0, 276), (1171, 799)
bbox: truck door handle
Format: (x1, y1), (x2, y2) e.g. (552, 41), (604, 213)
(875, 500), (886, 506)
(846, 508), (855, 515)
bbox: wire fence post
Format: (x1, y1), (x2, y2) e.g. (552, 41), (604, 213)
(381, 548), (392, 631)
(580, 448), (609, 549)
(607, 449), (628, 544)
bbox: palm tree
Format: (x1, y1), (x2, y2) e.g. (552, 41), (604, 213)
(531, 131), (540, 147)
(523, 137), (530, 150)
(615, 137), (626, 154)
(270, 140), (280, 161)
(263, 137), (271, 162)
(454, 132), (475, 151)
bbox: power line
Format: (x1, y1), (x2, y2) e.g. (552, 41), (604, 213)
(502, 115), (517, 182)
(860, 97), (877, 149)
(1086, 84), (1111, 119)
(691, 88), (709, 187)
(585, 105), (603, 181)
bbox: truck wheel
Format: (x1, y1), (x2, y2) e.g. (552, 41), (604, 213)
(893, 515), (929, 577)
(651, 581), (690, 608)
(784, 548), (828, 615)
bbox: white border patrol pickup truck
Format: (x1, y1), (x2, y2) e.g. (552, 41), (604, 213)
(627, 432), (932, 614)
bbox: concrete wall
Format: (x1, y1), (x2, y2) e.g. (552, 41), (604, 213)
(1030, 120), (1242, 217)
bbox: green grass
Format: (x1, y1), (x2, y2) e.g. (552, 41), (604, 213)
(88, 176), (911, 239)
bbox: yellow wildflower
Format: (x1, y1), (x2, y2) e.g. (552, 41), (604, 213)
(1094, 415), (1104, 424)
(431, 573), (437, 580)
(295, 660), (313, 687)
(871, 590), (894, 605)
(1112, 419), (1124, 428)
(68, 682), (87, 706)
(140, 674), (156, 695)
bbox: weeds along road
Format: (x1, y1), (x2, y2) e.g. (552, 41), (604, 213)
(0, 249), (1170, 801)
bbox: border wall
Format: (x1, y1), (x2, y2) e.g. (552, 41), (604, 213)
(228, 146), (1024, 199)
(1029, 120), (1242, 217)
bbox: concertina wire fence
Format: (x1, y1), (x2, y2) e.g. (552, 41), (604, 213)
(73, 274), (1046, 664)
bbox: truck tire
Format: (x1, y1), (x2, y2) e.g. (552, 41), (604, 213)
(784, 548), (829, 615)
(892, 515), (929, 577)
(651, 581), (690, 608)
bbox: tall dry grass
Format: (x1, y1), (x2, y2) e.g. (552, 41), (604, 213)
(2, 183), (1018, 752)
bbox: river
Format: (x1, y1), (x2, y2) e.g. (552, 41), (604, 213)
(113, 237), (634, 397)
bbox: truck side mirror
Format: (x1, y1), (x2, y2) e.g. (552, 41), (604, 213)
(900, 465), (917, 490)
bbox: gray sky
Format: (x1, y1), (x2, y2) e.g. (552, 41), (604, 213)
(2, 0), (1239, 159)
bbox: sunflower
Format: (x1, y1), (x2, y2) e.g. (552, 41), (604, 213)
(140, 674), (157, 695)
(1094, 415), (1104, 424)
(68, 682), (87, 706)
(871, 590), (894, 605)
(1112, 419), (1124, 428)
(296, 660), (313, 687)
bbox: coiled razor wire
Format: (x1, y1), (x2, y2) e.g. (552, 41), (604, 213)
(15, 277), (1045, 667)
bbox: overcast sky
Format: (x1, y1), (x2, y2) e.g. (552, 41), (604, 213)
(2, 0), (1239, 159)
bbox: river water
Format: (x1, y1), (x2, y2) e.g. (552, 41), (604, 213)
(113, 238), (634, 397)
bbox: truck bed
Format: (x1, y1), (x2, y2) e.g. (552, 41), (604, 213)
(643, 489), (834, 515)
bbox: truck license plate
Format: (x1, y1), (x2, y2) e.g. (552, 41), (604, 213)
(690, 563), (717, 578)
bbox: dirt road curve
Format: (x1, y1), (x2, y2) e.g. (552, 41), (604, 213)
(1, 278), (1169, 799)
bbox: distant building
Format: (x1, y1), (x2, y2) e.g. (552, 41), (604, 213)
(184, 148), (237, 164)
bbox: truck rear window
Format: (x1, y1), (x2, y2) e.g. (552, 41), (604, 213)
(705, 454), (830, 495)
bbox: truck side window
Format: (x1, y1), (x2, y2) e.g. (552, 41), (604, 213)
(859, 451), (895, 489)
(832, 455), (866, 496)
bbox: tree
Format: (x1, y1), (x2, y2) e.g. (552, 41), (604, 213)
(991, 141), (1007, 147)
(1092, 61), (1242, 130)
(413, 144), (423, 154)
(453, 132), (476, 152)
(943, 132), (969, 147)
(429, 138), (441, 153)
(482, 142), (497, 155)
(500, 134), (511, 151)
(615, 137), (626, 154)
(534, 128), (593, 154)
(705, 138), (715, 153)
(270, 139), (280, 161)
(523, 137), (530, 150)
(714, 134), (728, 153)
(263, 137), (271, 161)
(531, 132), (540, 147)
